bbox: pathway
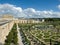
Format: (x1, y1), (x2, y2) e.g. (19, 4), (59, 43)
(17, 24), (24, 45)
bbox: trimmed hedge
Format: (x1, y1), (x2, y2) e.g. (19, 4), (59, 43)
(4, 24), (18, 45)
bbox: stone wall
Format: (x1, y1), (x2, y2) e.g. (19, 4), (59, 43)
(0, 21), (14, 45)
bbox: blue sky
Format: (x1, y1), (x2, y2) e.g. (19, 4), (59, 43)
(0, 0), (60, 18)
(0, 0), (60, 11)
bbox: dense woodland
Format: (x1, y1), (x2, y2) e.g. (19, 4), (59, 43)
(44, 18), (60, 22)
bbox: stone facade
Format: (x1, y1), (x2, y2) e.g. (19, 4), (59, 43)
(18, 19), (44, 24)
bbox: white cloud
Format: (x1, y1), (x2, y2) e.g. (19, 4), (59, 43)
(0, 3), (60, 18)
(57, 5), (60, 9)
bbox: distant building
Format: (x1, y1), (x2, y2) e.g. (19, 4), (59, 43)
(1, 14), (14, 20)
(18, 18), (44, 23)
(1, 14), (45, 23)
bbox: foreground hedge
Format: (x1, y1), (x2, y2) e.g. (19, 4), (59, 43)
(4, 24), (18, 45)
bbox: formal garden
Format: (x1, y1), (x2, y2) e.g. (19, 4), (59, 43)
(18, 21), (60, 45)
(4, 18), (60, 45)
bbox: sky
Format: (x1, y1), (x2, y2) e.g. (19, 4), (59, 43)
(0, 0), (60, 18)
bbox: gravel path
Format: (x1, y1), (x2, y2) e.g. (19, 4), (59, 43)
(17, 24), (24, 45)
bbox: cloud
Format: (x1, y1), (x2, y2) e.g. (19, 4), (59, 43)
(59, 0), (60, 1)
(0, 3), (60, 18)
(57, 5), (60, 9)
